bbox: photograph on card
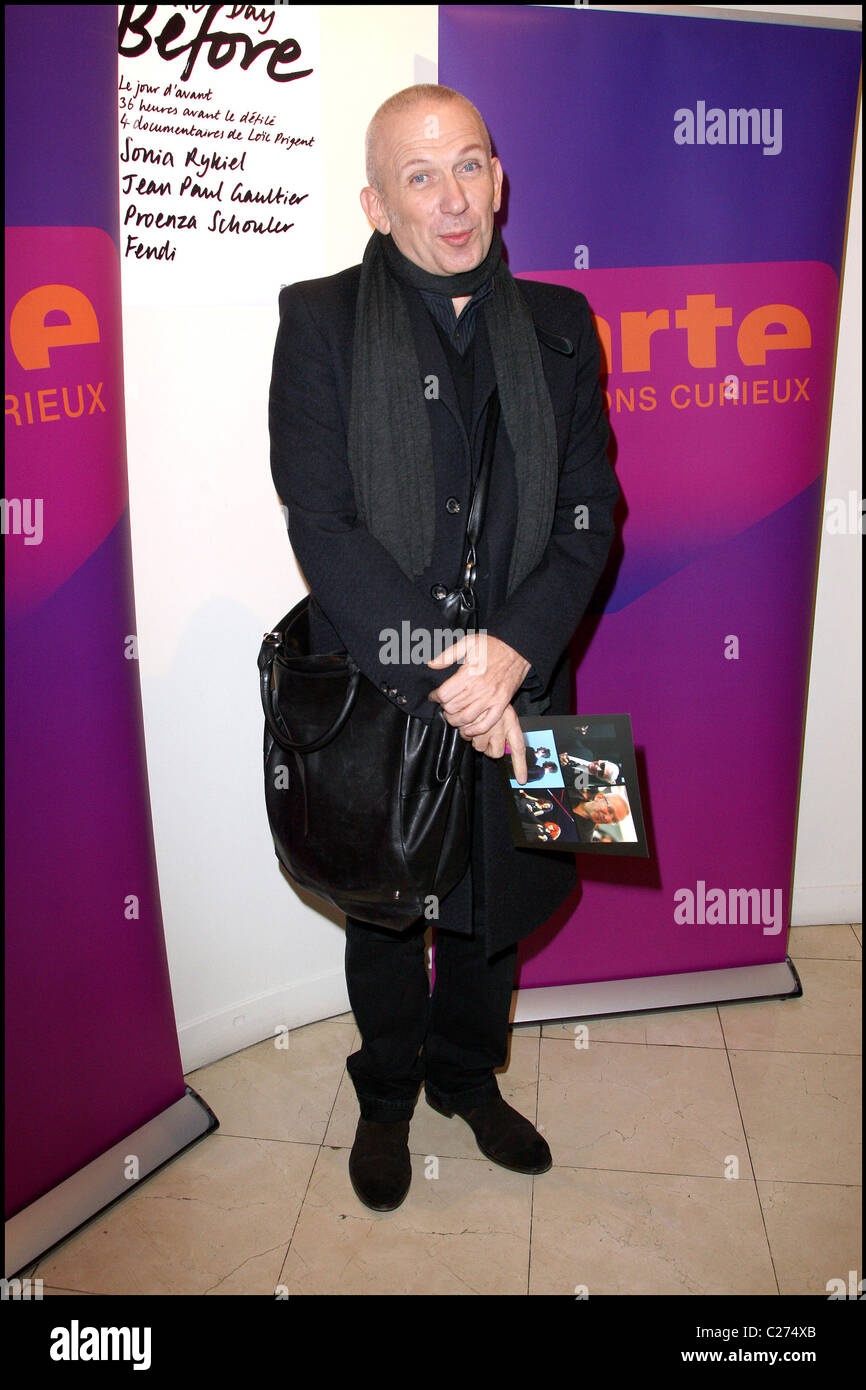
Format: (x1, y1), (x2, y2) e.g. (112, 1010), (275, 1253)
(506, 728), (564, 789)
(499, 714), (649, 857)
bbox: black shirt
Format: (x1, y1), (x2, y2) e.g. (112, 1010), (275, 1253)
(418, 277), (493, 356)
(418, 278), (492, 454)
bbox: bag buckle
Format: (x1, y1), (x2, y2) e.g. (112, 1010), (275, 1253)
(462, 543), (477, 589)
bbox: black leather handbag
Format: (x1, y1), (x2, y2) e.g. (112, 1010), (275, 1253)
(258, 391), (501, 930)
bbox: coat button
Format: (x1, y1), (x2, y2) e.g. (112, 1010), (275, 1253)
(446, 496), (461, 514)
(397, 694), (407, 704)
(431, 583), (447, 600)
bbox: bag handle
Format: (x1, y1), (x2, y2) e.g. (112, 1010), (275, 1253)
(258, 635), (361, 752)
(464, 388), (500, 554)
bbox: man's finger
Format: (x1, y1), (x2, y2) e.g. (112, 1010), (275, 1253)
(428, 669), (473, 708)
(427, 635), (467, 669)
(446, 698), (495, 730)
(447, 695), (494, 728)
(442, 630), (487, 669)
(504, 708), (527, 783)
(436, 684), (483, 717)
(458, 707), (501, 738)
(484, 733), (506, 760)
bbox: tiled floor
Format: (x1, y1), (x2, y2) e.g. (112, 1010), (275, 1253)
(22, 923), (861, 1295)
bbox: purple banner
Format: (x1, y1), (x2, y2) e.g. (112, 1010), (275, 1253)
(5, 7), (186, 1219)
(438, 5), (860, 988)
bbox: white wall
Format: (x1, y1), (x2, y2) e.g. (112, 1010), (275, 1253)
(123, 5), (861, 1075)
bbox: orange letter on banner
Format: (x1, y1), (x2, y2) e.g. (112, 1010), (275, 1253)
(737, 304), (811, 366)
(9, 285), (100, 370)
(620, 309), (669, 372)
(674, 294), (733, 368)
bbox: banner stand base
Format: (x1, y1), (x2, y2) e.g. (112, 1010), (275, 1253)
(4, 1084), (218, 1279)
(513, 955), (802, 1024)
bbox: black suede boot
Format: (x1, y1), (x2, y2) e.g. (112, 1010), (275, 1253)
(348, 1117), (412, 1211)
(426, 1093), (552, 1174)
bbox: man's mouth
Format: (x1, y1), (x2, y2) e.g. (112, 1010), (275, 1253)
(439, 229), (473, 245)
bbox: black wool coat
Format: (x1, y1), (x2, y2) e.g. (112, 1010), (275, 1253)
(268, 260), (620, 956)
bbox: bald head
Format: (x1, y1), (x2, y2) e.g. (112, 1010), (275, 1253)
(359, 85), (503, 279)
(365, 84), (492, 194)
(574, 792), (630, 825)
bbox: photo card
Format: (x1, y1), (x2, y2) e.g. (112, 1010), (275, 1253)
(499, 714), (648, 857)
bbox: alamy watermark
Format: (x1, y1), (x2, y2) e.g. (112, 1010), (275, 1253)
(675, 101), (782, 156)
(1, 497), (43, 545)
(674, 880), (783, 935)
(379, 622), (488, 668)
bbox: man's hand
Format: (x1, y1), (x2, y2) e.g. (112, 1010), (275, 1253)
(427, 632), (531, 738)
(470, 704), (528, 783)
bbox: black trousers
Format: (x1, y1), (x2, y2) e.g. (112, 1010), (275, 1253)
(344, 754), (519, 1121)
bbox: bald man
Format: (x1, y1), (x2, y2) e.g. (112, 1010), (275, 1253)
(572, 790), (631, 844)
(269, 84), (619, 1212)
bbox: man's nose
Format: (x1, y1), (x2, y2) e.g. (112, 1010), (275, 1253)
(439, 173), (469, 212)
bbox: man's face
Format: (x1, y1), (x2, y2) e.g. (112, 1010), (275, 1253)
(575, 793), (627, 824)
(360, 99), (503, 276)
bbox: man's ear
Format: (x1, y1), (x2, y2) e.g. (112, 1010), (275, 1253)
(360, 185), (390, 233)
(491, 155), (504, 214)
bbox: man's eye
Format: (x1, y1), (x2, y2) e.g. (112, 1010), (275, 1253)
(410, 173), (428, 184)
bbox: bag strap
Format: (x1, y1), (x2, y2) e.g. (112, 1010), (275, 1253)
(453, 387), (501, 595)
(466, 388), (500, 548)
(258, 636), (361, 753)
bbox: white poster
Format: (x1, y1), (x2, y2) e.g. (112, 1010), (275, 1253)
(116, 4), (323, 306)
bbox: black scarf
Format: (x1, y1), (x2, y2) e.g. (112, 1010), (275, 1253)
(347, 225), (558, 600)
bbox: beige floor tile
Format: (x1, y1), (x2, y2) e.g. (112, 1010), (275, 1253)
(788, 924), (861, 959)
(851, 924), (861, 946)
(31, 1134), (316, 1295)
(757, 1180), (862, 1296)
(323, 1032), (542, 1161)
(719, 958), (860, 1056)
(542, 1004), (725, 1048)
(277, 1145), (531, 1295)
(529, 1166), (776, 1295)
(730, 1050), (861, 1184)
(538, 1036), (749, 1177)
(185, 1019), (360, 1143)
